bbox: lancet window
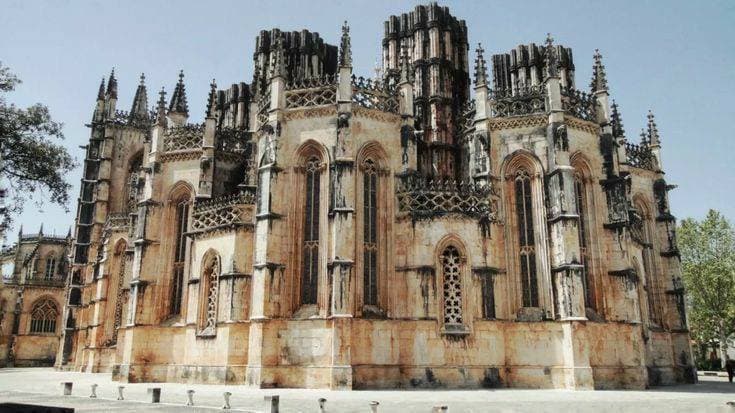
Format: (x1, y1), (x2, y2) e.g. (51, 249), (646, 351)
(441, 246), (463, 325)
(44, 254), (56, 279)
(515, 169), (538, 308)
(362, 158), (378, 306)
(301, 156), (320, 305)
(574, 173), (594, 308)
(198, 253), (220, 336)
(170, 194), (190, 316)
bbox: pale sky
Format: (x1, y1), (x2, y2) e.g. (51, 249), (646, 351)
(2, 0), (734, 242)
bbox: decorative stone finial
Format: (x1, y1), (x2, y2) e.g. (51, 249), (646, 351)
(611, 100), (625, 138)
(640, 128), (649, 146)
(647, 109), (660, 147)
(339, 21), (352, 67)
(168, 70), (188, 115)
(97, 77), (106, 101)
(474, 43), (488, 88)
(399, 44), (412, 84)
(269, 35), (287, 79)
(130, 73), (149, 119)
(156, 86), (167, 125)
(544, 33), (558, 78)
(106, 67), (118, 99)
(591, 49), (608, 93)
(206, 79), (217, 118)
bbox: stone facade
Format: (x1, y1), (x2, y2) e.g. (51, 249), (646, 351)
(56, 3), (694, 389)
(0, 229), (69, 367)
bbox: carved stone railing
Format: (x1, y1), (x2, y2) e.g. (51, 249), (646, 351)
(190, 192), (256, 234)
(624, 142), (656, 171)
(396, 175), (497, 221)
(489, 85), (546, 117)
(108, 110), (153, 129)
(163, 124), (204, 152)
(104, 213), (130, 233)
(351, 75), (399, 114)
(4, 276), (66, 287)
(284, 75), (337, 109)
(560, 87), (596, 122)
(216, 127), (252, 154)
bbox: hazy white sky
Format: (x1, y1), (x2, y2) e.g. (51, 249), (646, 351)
(2, 0), (734, 241)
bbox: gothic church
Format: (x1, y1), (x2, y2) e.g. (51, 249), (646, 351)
(56, 3), (695, 389)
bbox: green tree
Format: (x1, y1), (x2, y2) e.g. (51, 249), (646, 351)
(679, 209), (735, 368)
(0, 62), (76, 236)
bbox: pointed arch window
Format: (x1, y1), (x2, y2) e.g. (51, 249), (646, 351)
(441, 245), (463, 326)
(362, 158), (379, 306)
(44, 254), (56, 279)
(30, 299), (58, 334)
(574, 173), (593, 308)
(301, 156), (321, 305)
(515, 169), (538, 308)
(198, 253), (220, 337)
(170, 196), (190, 316)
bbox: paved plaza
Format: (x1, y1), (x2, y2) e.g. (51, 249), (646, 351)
(0, 368), (733, 412)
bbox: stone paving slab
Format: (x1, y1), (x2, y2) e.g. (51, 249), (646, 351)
(0, 368), (734, 412)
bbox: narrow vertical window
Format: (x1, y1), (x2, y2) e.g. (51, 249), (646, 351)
(301, 157), (320, 305)
(198, 254), (220, 336)
(574, 174), (593, 308)
(111, 247), (128, 344)
(362, 158), (378, 306)
(45, 255), (56, 279)
(515, 170), (538, 307)
(442, 246), (463, 325)
(170, 198), (189, 315)
(30, 299), (58, 334)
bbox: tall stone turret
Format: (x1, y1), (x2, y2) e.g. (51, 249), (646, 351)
(252, 29), (338, 96)
(383, 2), (470, 178)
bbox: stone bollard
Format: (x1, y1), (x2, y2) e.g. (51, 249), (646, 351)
(318, 397), (327, 412)
(187, 389), (195, 406)
(61, 382), (73, 396)
(264, 395), (280, 413)
(369, 401), (379, 413)
(147, 387), (161, 403)
(431, 406), (448, 412)
(89, 383), (98, 398)
(222, 391), (232, 410)
(117, 385), (125, 400)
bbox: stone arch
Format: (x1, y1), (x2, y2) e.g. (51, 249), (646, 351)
(197, 248), (221, 336)
(28, 296), (60, 334)
(165, 180), (194, 318)
(501, 150), (552, 318)
(435, 234), (470, 335)
(289, 140), (330, 316)
(570, 151), (599, 311)
(355, 141), (391, 314)
(632, 193), (661, 325)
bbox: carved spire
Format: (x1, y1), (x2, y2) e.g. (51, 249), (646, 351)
(611, 100), (625, 138)
(97, 77), (106, 101)
(640, 128), (649, 147)
(544, 33), (558, 78)
(339, 21), (352, 67)
(647, 110), (660, 147)
(474, 43), (488, 88)
(130, 73), (149, 119)
(156, 86), (167, 125)
(206, 79), (217, 118)
(590, 49), (608, 93)
(106, 68), (118, 99)
(168, 70), (188, 115)
(399, 44), (412, 84)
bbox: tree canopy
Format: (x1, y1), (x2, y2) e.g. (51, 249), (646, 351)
(0, 62), (76, 236)
(679, 209), (735, 365)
